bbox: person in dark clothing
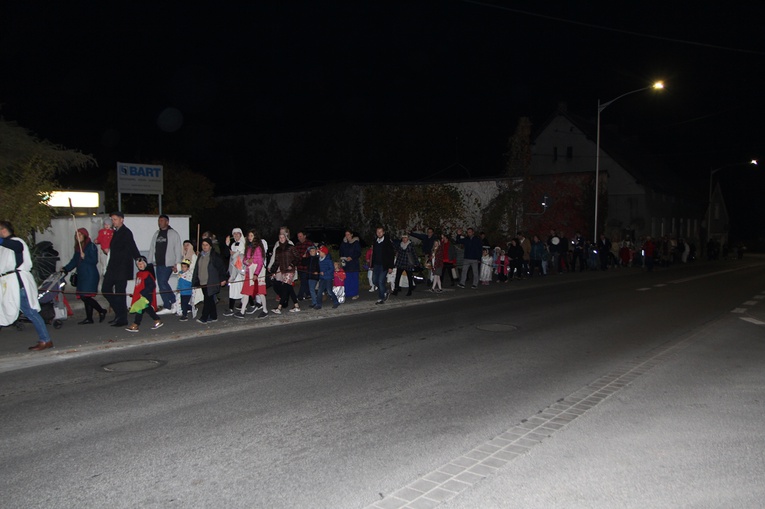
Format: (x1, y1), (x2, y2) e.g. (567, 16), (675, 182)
(62, 228), (106, 324)
(102, 212), (140, 327)
(192, 237), (228, 323)
(371, 227), (395, 304)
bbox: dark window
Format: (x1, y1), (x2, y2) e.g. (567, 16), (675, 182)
(566, 146), (573, 159)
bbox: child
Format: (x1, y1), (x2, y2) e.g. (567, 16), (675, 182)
(305, 245), (322, 309)
(126, 256), (163, 332)
(496, 249), (510, 282)
(365, 246), (376, 292)
(313, 246), (340, 309)
(333, 261), (346, 304)
(430, 239), (443, 292)
(177, 259), (193, 321)
(480, 247), (493, 285)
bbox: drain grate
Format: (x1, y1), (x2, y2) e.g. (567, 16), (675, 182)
(102, 359), (166, 372)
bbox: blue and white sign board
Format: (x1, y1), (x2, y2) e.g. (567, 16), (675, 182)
(117, 162), (164, 195)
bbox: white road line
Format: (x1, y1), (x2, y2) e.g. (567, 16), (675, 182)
(731, 308), (747, 314)
(637, 288), (651, 291)
(743, 301), (759, 306)
(740, 317), (765, 325)
(654, 284), (667, 287)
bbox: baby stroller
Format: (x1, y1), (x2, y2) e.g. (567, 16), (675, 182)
(14, 271), (71, 330)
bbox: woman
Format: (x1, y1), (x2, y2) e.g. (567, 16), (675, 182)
(507, 238), (524, 279)
(192, 237), (228, 324)
(224, 228), (245, 316)
(392, 233), (417, 296)
(529, 234), (547, 277)
(237, 229), (264, 317)
(339, 229), (361, 300)
(179, 240), (202, 317)
(271, 232), (300, 313)
(63, 228), (106, 324)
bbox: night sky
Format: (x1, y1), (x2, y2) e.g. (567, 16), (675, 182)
(2, 1), (764, 218)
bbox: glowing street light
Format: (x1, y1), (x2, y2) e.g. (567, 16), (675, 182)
(593, 81), (664, 243)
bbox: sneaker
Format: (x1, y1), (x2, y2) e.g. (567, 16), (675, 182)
(368, 287), (376, 293)
(332, 303), (339, 309)
(384, 292), (390, 302)
(457, 284), (465, 288)
(152, 320), (164, 330)
(375, 299), (384, 305)
(179, 315), (188, 322)
(246, 305), (260, 315)
(289, 307), (300, 313)
(471, 285), (478, 289)
(125, 324), (139, 332)
(222, 309), (234, 317)
(313, 305), (322, 309)
(196, 318), (208, 324)
(272, 307), (282, 315)
(233, 311), (245, 319)
(156, 307), (174, 315)
(257, 311), (268, 318)
(209, 318), (218, 323)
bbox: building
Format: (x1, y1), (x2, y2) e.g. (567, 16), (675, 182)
(530, 104), (706, 246)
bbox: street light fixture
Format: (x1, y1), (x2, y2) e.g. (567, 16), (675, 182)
(707, 159), (758, 246)
(593, 81), (664, 243)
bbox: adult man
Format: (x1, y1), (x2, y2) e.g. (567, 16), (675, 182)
(571, 231), (586, 272)
(294, 230), (314, 301)
(597, 233), (612, 270)
(547, 229), (561, 274)
(102, 211), (140, 327)
(456, 227), (482, 288)
(0, 220), (54, 351)
(517, 231), (531, 278)
(149, 215), (183, 314)
(371, 227), (395, 304)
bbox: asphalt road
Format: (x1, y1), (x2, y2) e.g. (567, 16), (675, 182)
(1, 259), (764, 508)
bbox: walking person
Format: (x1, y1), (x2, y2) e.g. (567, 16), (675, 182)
(224, 228), (246, 316)
(371, 227), (395, 304)
(392, 233), (418, 296)
(339, 229), (361, 300)
(62, 228), (107, 324)
(149, 214), (183, 315)
(456, 227), (482, 288)
(192, 237), (228, 324)
(125, 256), (164, 333)
(0, 220), (55, 350)
(102, 212), (140, 327)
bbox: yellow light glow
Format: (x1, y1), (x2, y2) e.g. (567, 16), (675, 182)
(46, 191), (100, 208)
(653, 81), (665, 90)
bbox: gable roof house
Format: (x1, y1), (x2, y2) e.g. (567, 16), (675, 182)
(529, 104), (706, 246)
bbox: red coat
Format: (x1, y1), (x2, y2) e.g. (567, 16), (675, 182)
(131, 269), (158, 311)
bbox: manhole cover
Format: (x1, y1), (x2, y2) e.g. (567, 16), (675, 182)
(102, 360), (166, 372)
(476, 323), (518, 332)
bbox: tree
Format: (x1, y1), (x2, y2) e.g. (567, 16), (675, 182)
(0, 117), (95, 242)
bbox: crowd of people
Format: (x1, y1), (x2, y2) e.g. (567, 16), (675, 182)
(1, 211), (703, 351)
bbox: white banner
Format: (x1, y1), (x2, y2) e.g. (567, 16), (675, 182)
(117, 162), (164, 195)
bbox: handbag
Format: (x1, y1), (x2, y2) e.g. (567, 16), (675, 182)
(69, 272), (78, 287)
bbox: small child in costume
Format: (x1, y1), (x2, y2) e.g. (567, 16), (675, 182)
(333, 261), (346, 304)
(480, 247), (493, 285)
(177, 259), (193, 321)
(126, 256), (164, 332)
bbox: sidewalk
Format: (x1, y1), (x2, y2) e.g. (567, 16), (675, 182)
(2, 257), (762, 373)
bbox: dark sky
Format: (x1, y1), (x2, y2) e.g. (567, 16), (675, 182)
(2, 1), (764, 201)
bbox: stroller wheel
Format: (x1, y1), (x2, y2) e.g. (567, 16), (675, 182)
(53, 320), (63, 329)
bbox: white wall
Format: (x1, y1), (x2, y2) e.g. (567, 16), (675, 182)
(38, 215), (190, 269)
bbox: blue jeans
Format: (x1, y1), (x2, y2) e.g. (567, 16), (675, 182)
(20, 287), (51, 343)
(308, 279), (320, 307)
(312, 279), (339, 308)
(155, 265), (176, 309)
(372, 265), (388, 301)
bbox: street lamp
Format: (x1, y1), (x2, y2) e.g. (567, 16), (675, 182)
(593, 81), (664, 243)
(707, 159), (758, 246)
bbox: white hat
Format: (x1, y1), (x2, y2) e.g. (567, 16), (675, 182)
(232, 228), (243, 235)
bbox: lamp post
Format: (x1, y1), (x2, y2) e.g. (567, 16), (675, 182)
(593, 81), (664, 243)
(707, 159), (758, 247)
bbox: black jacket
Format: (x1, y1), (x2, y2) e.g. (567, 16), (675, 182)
(105, 225), (141, 280)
